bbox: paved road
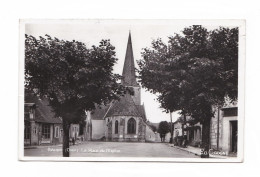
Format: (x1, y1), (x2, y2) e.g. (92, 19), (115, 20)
(24, 142), (198, 158)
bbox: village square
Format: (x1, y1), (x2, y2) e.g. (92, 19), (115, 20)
(23, 23), (238, 159)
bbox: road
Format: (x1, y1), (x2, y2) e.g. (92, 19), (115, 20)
(24, 141), (198, 158)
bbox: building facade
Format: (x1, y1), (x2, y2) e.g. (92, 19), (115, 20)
(210, 106), (238, 155)
(173, 102), (238, 155)
(24, 93), (83, 146)
(24, 94), (63, 146)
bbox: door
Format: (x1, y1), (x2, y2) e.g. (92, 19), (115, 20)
(230, 121), (238, 153)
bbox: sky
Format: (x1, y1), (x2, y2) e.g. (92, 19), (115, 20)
(24, 20), (238, 123)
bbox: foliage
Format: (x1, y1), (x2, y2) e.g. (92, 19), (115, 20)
(25, 34), (127, 156)
(25, 34), (126, 123)
(158, 121), (170, 135)
(138, 25), (238, 121)
(138, 25), (238, 157)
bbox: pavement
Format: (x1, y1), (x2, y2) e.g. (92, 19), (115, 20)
(168, 144), (237, 159)
(24, 141), (199, 158)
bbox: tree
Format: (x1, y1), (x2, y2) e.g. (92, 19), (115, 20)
(158, 121), (170, 142)
(25, 34), (126, 157)
(138, 26), (238, 157)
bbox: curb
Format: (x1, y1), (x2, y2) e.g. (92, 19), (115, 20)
(169, 144), (201, 156)
(168, 144), (233, 159)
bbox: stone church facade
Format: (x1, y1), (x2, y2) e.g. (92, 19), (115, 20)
(86, 33), (156, 142)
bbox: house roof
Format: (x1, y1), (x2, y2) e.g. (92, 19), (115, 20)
(25, 93), (62, 124)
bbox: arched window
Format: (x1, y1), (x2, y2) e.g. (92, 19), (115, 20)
(115, 120), (119, 134)
(127, 118), (136, 134)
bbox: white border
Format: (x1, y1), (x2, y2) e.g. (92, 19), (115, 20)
(18, 19), (245, 162)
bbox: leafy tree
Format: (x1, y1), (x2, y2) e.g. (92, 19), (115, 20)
(25, 34), (126, 157)
(138, 26), (238, 157)
(158, 121), (170, 142)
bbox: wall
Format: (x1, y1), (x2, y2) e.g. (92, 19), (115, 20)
(124, 116), (140, 141)
(52, 124), (62, 144)
(105, 116), (146, 142)
(164, 132), (171, 142)
(145, 125), (156, 142)
(173, 122), (182, 137)
(221, 116), (237, 155)
(30, 121), (38, 145)
(92, 120), (106, 140)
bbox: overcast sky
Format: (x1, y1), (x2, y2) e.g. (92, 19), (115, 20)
(24, 20), (238, 123)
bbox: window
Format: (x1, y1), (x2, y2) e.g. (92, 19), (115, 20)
(42, 124), (50, 139)
(115, 120), (119, 134)
(33, 127), (37, 134)
(127, 118), (136, 134)
(24, 123), (30, 140)
(54, 126), (59, 138)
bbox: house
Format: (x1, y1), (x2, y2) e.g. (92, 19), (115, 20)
(210, 103), (238, 155)
(86, 33), (157, 142)
(24, 93), (63, 146)
(24, 93), (82, 146)
(174, 100), (238, 155)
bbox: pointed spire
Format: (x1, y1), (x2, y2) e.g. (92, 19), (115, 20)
(122, 32), (138, 86)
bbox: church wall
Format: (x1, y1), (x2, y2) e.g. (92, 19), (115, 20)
(105, 116), (146, 142)
(124, 116), (139, 141)
(92, 120), (105, 140)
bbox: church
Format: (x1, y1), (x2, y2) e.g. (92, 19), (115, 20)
(85, 33), (158, 142)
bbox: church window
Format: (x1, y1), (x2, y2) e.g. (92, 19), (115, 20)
(127, 118), (136, 134)
(115, 120), (119, 134)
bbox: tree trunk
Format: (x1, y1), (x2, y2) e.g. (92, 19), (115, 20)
(182, 114), (187, 138)
(170, 112), (173, 144)
(201, 118), (211, 158)
(62, 119), (70, 157)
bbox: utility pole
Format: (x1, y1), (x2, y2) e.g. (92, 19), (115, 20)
(170, 112), (173, 144)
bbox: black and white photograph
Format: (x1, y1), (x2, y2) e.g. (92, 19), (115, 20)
(19, 19), (245, 162)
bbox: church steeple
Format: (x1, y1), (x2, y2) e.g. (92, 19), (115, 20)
(121, 32), (141, 105)
(122, 32), (138, 87)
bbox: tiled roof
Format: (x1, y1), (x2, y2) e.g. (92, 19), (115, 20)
(25, 93), (62, 124)
(90, 104), (111, 120)
(105, 94), (142, 117)
(121, 32), (139, 87)
(147, 122), (159, 129)
(136, 105), (147, 121)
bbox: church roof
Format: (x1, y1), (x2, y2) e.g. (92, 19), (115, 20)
(105, 93), (142, 117)
(136, 105), (147, 121)
(122, 32), (139, 87)
(90, 104), (111, 120)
